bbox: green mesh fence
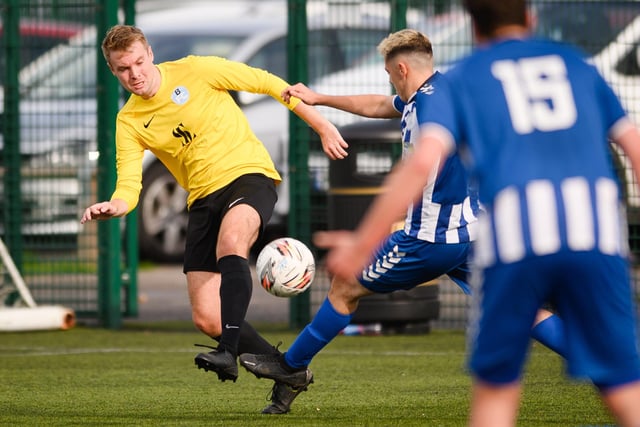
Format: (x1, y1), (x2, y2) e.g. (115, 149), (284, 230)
(287, 0), (640, 330)
(2, 1), (639, 331)
(288, 0), (472, 329)
(1, 0), (135, 327)
(1, 1), (97, 314)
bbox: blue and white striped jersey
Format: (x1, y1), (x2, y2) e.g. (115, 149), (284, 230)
(424, 38), (630, 266)
(392, 71), (481, 244)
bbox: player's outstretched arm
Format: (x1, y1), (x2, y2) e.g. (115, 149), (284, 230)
(291, 101), (349, 160)
(283, 82), (397, 119)
(80, 199), (129, 224)
(282, 83), (322, 105)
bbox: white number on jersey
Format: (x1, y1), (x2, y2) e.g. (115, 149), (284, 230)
(491, 55), (577, 134)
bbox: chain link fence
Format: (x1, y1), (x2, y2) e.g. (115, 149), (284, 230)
(1, 0), (135, 327)
(2, 0), (639, 330)
(288, 0), (640, 329)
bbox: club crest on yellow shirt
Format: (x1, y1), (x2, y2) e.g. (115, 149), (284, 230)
(172, 86), (190, 105)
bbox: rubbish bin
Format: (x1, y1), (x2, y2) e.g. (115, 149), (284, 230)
(328, 119), (400, 229)
(328, 119), (440, 334)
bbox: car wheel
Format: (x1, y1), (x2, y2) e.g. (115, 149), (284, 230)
(139, 161), (188, 263)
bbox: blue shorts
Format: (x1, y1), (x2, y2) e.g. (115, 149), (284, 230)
(357, 230), (472, 294)
(468, 251), (640, 387)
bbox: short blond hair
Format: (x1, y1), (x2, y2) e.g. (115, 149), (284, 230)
(101, 25), (149, 64)
(377, 29), (433, 62)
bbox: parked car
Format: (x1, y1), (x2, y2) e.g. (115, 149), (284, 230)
(0, 1), (424, 262)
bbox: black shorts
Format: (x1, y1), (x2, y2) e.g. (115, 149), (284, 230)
(183, 174), (277, 273)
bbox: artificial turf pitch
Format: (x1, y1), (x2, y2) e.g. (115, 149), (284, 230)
(1, 322), (616, 426)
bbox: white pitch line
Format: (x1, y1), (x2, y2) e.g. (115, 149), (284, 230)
(0, 347), (196, 357)
(0, 347), (466, 358)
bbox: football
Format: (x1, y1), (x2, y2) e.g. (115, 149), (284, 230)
(255, 237), (315, 297)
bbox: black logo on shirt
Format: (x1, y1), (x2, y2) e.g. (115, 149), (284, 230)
(172, 123), (196, 146)
(143, 114), (156, 128)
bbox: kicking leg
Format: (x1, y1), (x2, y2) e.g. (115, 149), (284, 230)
(240, 275), (370, 412)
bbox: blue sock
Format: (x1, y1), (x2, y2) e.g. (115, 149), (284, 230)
(530, 314), (566, 358)
(284, 298), (352, 369)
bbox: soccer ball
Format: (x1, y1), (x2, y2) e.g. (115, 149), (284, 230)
(256, 237), (315, 297)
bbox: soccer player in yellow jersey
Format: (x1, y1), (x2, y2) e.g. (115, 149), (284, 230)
(80, 24), (348, 414)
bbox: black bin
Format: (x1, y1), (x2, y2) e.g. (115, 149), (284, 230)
(328, 119), (400, 229)
(328, 119), (440, 334)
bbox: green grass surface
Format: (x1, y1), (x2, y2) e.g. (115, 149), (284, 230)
(1, 323), (615, 426)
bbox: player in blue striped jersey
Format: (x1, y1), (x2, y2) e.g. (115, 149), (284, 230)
(240, 29), (568, 413)
(314, 1), (640, 426)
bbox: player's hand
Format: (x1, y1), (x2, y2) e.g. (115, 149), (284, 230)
(319, 122), (349, 160)
(289, 98), (348, 159)
(282, 82), (319, 105)
(80, 201), (120, 224)
(313, 230), (369, 280)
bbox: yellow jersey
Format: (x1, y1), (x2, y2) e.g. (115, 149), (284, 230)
(111, 55), (300, 212)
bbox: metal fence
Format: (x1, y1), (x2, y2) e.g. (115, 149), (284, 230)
(2, 0), (639, 330)
(0, 0), (136, 328)
(287, 0), (475, 329)
(286, 0), (640, 329)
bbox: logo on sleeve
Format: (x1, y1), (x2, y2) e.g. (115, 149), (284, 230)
(420, 83), (435, 95)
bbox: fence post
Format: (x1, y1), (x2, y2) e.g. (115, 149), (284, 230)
(96, 0), (123, 328)
(1, 0), (23, 285)
(391, 0), (408, 32)
(120, 0), (139, 318)
(287, 0), (312, 329)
